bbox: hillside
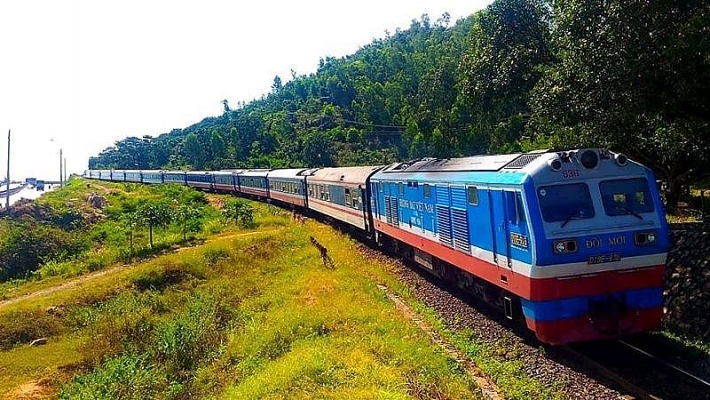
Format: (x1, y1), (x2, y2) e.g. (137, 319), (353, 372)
(88, 0), (709, 208)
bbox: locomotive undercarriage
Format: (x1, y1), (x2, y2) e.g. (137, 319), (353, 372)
(377, 233), (524, 323)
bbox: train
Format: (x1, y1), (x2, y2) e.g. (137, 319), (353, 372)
(85, 148), (669, 345)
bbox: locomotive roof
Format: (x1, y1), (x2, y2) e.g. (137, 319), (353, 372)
(307, 166), (384, 185)
(378, 152), (544, 174)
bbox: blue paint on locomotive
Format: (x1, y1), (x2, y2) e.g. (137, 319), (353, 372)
(520, 287), (663, 321)
(371, 170), (535, 265)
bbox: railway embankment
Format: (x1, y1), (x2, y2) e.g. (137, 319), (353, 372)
(665, 222), (710, 340)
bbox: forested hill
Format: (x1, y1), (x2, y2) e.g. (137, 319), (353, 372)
(89, 0), (709, 207)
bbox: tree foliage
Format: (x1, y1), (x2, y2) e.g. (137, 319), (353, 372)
(89, 1), (709, 207)
(222, 199), (254, 228)
(532, 0), (710, 207)
(135, 200), (173, 249)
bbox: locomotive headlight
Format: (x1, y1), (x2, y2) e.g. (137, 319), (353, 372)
(615, 153), (628, 166)
(548, 158), (562, 172)
(634, 231), (657, 246)
(555, 242), (566, 253)
(553, 239), (578, 254)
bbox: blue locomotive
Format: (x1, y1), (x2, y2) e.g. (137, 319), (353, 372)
(86, 148), (669, 344)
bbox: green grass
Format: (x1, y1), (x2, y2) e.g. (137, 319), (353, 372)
(0, 184), (579, 399)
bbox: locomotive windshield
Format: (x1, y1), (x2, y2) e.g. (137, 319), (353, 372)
(537, 183), (594, 225)
(600, 178), (654, 217)
(538, 183), (595, 223)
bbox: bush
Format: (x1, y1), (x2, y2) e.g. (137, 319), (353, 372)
(0, 222), (88, 280)
(0, 309), (66, 350)
(59, 354), (170, 400)
(222, 199), (255, 228)
(152, 293), (232, 376)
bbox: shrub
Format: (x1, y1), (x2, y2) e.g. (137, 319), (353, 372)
(59, 354), (170, 400)
(152, 293), (231, 376)
(0, 309), (66, 350)
(222, 199), (255, 228)
(0, 222), (88, 280)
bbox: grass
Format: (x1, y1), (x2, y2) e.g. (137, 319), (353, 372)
(0, 211), (486, 398)
(0, 183), (580, 399)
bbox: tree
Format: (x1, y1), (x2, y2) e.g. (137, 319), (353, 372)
(182, 133), (207, 169)
(222, 199), (254, 228)
(458, 0), (553, 153)
(136, 200), (172, 249)
(209, 129), (227, 169)
(532, 0), (710, 208)
(173, 204), (204, 241)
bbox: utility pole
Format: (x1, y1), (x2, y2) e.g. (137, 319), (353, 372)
(6, 130), (10, 208)
(59, 148), (63, 188)
(63, 156), (67, 184)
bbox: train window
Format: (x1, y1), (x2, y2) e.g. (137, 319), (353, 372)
(398, 182), (404, 196)
(599, 178), (654, 216)
(467, 187), (479, 206)
(345, 188), (351, 205)
(538, 183), (595, 223)
(515, 192), (526, 224)
(423, 184), (431, 198)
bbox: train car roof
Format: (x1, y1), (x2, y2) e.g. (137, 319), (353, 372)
(186, 171), (211, 175)
(163, 170), (187, 174)
(267, 168), (309, 179)
(239, 169), (271, 177)
(307, 166), (384, 186)
(214, 170), (242, 175)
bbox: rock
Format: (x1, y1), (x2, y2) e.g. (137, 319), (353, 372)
(30, 338), (47, 346)
(665, 223), (710, 341)
(45, 305), (65, 316)
(86, 193), (107, 208)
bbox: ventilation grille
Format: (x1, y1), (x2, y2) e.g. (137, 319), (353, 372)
(385, 196), (399, 227)
(451, 208), (470, 253)
(437, 205), (453, 247)
(504, 153), (543, 169)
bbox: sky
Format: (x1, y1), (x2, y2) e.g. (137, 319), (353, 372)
(0, 0), (490, 181)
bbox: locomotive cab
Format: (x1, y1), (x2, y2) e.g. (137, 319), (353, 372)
(521, 149), (669, 344)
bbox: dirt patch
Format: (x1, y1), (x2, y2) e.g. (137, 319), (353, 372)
(8, 380), (52, 399)
(0, 265), (125, 311)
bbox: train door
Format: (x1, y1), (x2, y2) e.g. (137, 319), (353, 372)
(371, 181), (381, 220)
(488, 188), (513, 271)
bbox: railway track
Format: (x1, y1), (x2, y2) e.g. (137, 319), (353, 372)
(563, 338), (710, 399)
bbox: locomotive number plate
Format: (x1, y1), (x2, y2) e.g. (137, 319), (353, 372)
(588, 253), (621, 264)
